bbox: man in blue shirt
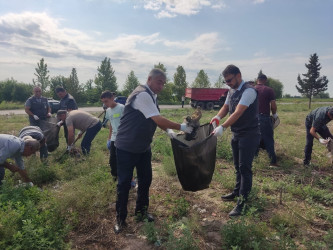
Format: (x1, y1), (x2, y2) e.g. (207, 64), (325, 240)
(210, 65), (260, 217)
(304, 106), (333, 166)
(0, 134), (40, 186)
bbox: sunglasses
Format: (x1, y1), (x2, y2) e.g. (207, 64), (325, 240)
(224, 76), (235, 83)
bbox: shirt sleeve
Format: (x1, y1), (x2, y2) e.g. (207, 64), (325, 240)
(15, 155), (25, 170)
(132, 92), (160, 119)
(25, 99), (31, 107)
(67, 100), (77, 110)
(65, 117), (73, 127)
(224, 92), (231, 105)
(239, 88), (257, 107)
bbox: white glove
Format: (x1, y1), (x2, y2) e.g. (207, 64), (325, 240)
(166, 129), (176, 139)
(210, 115), (221, 128)
(33, 115), (39, 120)
(47, 112), (51, 117)
(57, 121), (64, 127)
(180, 123), (193, 133)
(67, 145), (72, 151)
(272, 113), (278, 119)
(212, 125), (224, 137)
(319, 138), (329, 145)
(27, 182), (34, 187)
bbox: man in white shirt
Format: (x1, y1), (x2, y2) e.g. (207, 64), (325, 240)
(100, 91), (125, 180)
(114, 68), (192, 233)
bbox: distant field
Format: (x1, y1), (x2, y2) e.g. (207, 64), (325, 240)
(0, 104), (332, 249)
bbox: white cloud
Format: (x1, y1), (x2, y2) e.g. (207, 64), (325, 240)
(143, 0), (225, 18)
(252, 0), (265, 4)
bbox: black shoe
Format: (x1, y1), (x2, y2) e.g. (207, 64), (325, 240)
(221, 193), (238, 201)
(114, 220), (127, 234)
(135, 212), (155, 222)
(228, 203), (245, 217)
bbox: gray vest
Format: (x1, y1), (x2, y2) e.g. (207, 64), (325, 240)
(229, 83), (259, 136)
(115, 85), (159, 154)
(28, 96), (48, 119)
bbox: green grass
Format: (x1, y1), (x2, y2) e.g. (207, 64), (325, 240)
(0, 104), (333, 249)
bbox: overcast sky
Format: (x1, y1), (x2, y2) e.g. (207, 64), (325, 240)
(0, 0), (332, 95)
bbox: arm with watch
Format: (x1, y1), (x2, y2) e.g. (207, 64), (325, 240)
(210, 103), (249, 137)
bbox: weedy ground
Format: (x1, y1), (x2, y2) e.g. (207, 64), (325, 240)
(0, 103), (333, 249)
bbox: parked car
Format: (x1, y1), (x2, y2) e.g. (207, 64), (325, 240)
(115, 96), (127, 105)
(48, 99), (60, 114)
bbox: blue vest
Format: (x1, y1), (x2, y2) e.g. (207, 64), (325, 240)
(115, 85), (159, 154)
(28, 96), (49, 119)
(229, 83), (259, 136)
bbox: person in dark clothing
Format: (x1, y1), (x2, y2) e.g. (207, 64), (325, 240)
(255, 74), (278, 167)
(210, 65), (260, 217)
(303, 106), (333, 166)
(18, 126), (48, 159)
(25, 86), (51, 127)
(55, 86), (78, 143)
(113, 68), (193, 233)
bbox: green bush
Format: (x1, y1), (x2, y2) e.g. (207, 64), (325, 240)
(0, 184), (69, 249)
(221, 219), (269, 249)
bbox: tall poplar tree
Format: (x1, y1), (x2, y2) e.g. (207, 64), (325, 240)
(95, 57), (118, 92)
(173, 65), (187, 101)
(296, 53), (329, 108)
(33, 58), (50, 91)
(192, 69), (210, 88)
(123, 71), (140, 96)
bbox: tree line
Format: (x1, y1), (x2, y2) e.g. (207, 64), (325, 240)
(0, 53), (329, 106)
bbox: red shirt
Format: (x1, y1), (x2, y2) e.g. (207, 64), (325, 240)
(255, 84), (275, 115)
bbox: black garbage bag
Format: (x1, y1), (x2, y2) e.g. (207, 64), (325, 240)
(170, 123), (217, 192)
(39, 117), (60, 152)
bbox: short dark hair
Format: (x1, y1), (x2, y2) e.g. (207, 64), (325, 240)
(100, 90), (115, 99)
(56, 110), (67, 116)
(222, 65), (241, 77)
(258, 74), (267, 80)
(55, 86), (65, 93)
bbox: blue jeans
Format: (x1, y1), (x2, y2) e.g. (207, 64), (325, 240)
(0, 166), (5, 185)
(304, 123), (333, 164)
(231, 132), (260, 200)
(116, 148), (152, 222)
(258, 114), (277, 164)
(81, 121), (102, 155)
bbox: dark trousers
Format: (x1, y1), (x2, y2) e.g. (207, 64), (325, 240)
(231, 133), (260, 200)
(81, 121), (102, 155)
(304, 123), (333, 164)
(64, 123), (69, 144)
(40, 144), (48, 159)
(109, 141), (117, 177)
(116, 148), (152, 222)
(0, 166), (5, 185)
(181, 101), (184, 108)
(258, 114), (277, 164)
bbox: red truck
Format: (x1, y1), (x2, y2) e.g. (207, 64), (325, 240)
(185, 88), (229, 110)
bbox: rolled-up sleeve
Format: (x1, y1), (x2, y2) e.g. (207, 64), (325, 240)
(15, 156), (25, 170)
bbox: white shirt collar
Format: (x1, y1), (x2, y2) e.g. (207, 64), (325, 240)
(145, 84), (157, 100)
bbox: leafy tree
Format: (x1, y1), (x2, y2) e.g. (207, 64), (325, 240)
(95, 57), (118, 92)
(214, 73), (226, 88)
(123, 71), (140, 96)
(83, 79), (99, 104)
(0, 78), (32, 102)
(315, 92), (330, 99)
(296, 53), (329, 108)
(158, 83), (176, 104)
(267, 77), (283, 99)
(50, 75), (67, 99)
(67, 68), (84, 103)
(173, 65), (187, 101)
(33, 58), (50, 92)
(192, 69), (210, 88)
